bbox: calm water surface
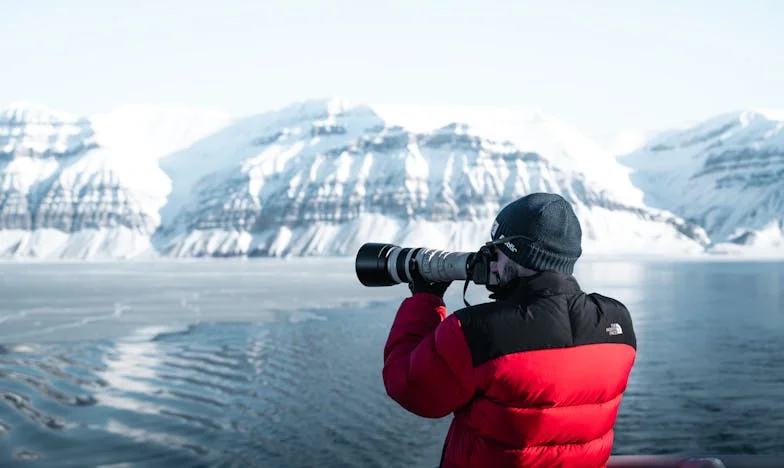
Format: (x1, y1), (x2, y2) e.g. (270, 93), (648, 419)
(0, 259), (782, 467)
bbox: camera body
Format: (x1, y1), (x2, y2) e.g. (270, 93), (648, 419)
(354, 242), (499, 287)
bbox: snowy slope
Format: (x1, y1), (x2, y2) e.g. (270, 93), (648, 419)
(600, 129), (675, 158)
(90, 104), (234, 160)
(0, 98), (752, 260)
(154, 99), (708, 258)
(0, 101), (97, 158)
(619, 110), (784, 251)
(374, 104), (647, 206)
(0, 103), (232, 259)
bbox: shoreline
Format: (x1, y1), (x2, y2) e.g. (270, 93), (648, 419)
(1, 251), (784, 265)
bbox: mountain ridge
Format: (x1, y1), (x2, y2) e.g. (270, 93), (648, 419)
(618, 108), (784, 252)
(0, 98), (778, 259)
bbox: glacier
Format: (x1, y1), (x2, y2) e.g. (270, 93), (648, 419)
(0, 98), (777, 260)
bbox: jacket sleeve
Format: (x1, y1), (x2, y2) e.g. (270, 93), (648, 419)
(382, 292), (476, 418)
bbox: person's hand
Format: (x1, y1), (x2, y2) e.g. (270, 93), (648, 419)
(408, 259), (452, 298)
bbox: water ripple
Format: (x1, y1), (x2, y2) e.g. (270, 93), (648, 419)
(0, 391), (66, 430)
(0, 317), (450, 467)
(0, 260), (782, 468)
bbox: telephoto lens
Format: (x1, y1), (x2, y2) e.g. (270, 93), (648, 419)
(355, 243), (474, 287)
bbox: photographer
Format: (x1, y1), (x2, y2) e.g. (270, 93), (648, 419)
(382, 192), (637, 468)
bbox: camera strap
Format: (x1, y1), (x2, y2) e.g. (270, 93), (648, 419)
(462, 278), (472, 307)
(462, 252), (484, 307)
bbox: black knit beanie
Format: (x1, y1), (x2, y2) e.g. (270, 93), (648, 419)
(490, 193), (582, 275)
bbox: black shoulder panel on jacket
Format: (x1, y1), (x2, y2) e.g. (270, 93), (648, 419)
(454, 292), (636, 367)
(571, 292), (637, 350)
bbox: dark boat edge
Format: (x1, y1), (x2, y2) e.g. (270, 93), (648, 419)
(608, 454), (784, 468)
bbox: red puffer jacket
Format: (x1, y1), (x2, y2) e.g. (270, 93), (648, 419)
(383, 271), (637, 468)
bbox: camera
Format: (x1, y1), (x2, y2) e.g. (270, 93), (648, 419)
(354, 242), (499, 287)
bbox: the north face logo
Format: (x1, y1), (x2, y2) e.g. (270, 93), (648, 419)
(606, 323), (623, 336)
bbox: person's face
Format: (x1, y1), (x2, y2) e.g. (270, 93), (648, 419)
(489, 246), (518, 285)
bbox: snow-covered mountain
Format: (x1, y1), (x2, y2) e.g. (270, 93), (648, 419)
(0, 102), (232, 258)
(0, 98), (741, 260)
(618, 110), (784, 253)
(152, 99), (709, 258)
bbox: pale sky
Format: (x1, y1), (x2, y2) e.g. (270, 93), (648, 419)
(2, 0), (782, 142)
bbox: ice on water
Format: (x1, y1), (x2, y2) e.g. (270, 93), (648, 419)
(0, 257), (491, 345)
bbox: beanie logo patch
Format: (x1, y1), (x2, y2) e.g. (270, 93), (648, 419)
(504, 241), (518, 253)
(491, 220), (499, 238)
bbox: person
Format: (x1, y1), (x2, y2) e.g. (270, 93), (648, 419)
(382, 192), (637, 468)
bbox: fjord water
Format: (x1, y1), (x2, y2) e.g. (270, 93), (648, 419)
(0, 258), (782, 467)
